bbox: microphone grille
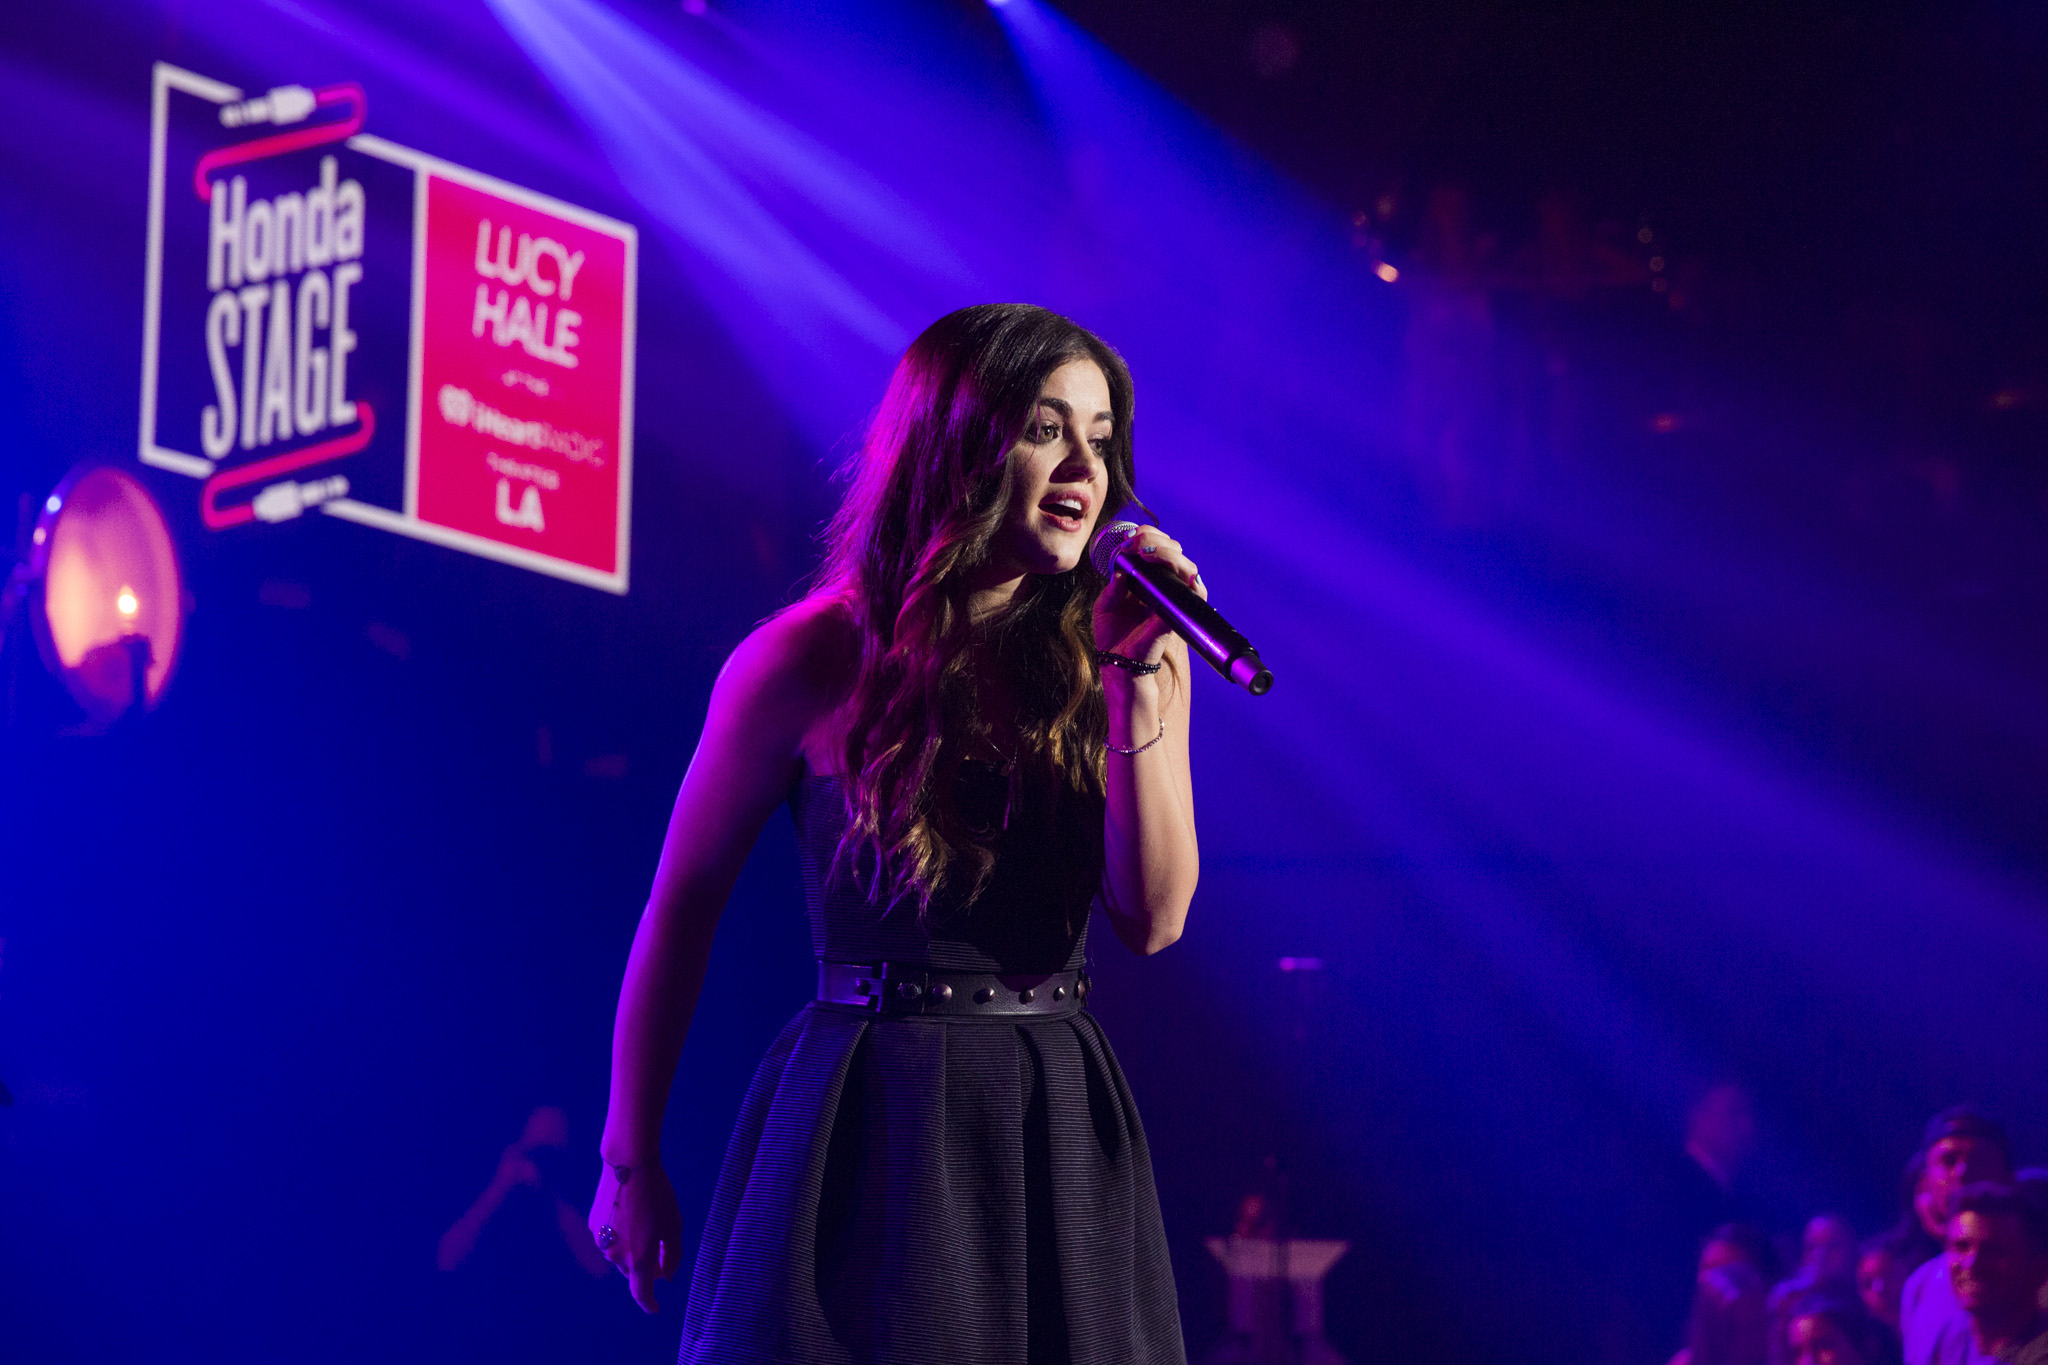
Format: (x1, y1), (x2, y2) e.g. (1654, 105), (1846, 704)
(1089, 521), (1142, 577)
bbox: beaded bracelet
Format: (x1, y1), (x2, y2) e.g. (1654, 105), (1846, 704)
(1106, 720), (1167, 756)
(1095, 649), (1162, 676)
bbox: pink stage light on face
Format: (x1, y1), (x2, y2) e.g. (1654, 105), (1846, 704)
(26, 466), (186, 725)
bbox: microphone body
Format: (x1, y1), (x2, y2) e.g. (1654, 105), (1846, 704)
(1091, 522), (1273, 695)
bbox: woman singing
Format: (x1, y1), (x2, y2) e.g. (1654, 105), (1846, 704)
(590, 304), (1200, 1365)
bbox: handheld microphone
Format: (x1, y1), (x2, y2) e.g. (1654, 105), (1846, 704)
(1090, 522), (1273, 696)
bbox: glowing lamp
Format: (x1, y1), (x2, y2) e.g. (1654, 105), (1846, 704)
(19, 466), (186, 725)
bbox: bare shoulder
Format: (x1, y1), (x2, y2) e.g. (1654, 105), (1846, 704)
(713, 593), (859, 726)
(661, 597), (859, 871)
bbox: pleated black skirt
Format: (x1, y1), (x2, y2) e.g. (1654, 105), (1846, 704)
(678, 1002), (1186, 1365)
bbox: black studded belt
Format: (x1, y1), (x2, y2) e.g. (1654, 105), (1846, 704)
(816, 962), (1090, 1018)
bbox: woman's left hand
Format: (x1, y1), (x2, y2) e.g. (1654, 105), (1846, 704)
(1093, 525), (1204, 665)
(590, 1157), (684, 1313)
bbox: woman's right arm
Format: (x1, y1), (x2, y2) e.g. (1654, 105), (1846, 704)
(590, 598), (852, 1312)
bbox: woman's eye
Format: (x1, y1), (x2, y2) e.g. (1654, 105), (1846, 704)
(1033, 422), (1062, 442)
(1089, 436), (1110, 454)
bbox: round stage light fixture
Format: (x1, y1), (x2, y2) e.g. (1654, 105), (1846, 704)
(15, 465), (187, 726)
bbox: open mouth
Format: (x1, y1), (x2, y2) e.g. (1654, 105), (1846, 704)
(1039, 493), (1089, 529)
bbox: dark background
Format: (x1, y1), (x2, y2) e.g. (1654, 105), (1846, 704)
(3, 2), (2045, 1362)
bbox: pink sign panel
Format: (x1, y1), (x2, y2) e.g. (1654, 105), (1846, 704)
(410, 171), (633, 589)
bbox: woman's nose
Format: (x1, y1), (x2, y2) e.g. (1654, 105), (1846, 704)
(1056, 441), (1102, 478)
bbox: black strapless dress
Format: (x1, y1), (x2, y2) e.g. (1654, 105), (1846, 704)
(677, 771), (1185, 1365)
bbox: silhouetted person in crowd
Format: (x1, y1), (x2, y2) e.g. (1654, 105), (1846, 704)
(1672, 1224), (1783, 1365)
(1946, 1183), (2048, 1363)
(2020, 1171), (2048, 1315)
(1784, 1295), (1904, 1365)
(1493, 185), (1647, 490)
(1860, 1228), (1919, 1331)
(1402, 181), (1501, 523)
(439, 1105), (609, 1277)
(1804, 1217), (1865, 1294)
(1707, 1223), (1786, 1289)
(1898, 1151), (1948, 1271)
(1637, 1083), (1767, 1360)
(430, 1105), (615, 1360)
(1688, 1083), (1762, 1221)
(1231, 1191), (1281, 1240)
(1771, 1216), (1866, 1364)
(1901, 1107), (2014, 1365)
(1684, 1264), (1771, 1365)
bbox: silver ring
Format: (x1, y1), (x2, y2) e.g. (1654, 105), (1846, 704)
(596, 1224), (618, 1252)
(1140, 543), (1157, 555)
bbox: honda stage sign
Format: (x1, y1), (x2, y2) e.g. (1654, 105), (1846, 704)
(140, 63), (637, 593)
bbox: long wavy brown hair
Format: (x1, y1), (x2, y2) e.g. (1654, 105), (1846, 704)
(814, 303), (1140, 918)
